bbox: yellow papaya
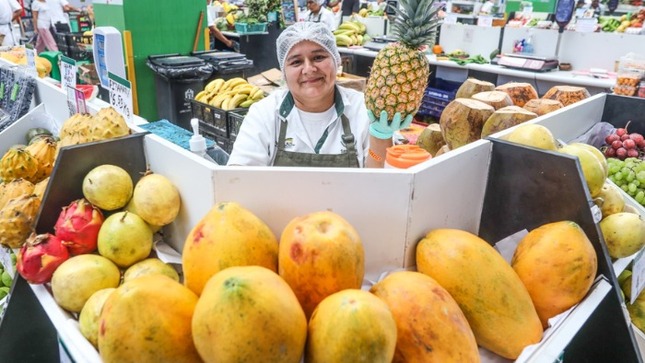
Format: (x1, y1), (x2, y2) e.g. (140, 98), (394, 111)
(416, 228), (543, 359)
(182, 202), (278, 295)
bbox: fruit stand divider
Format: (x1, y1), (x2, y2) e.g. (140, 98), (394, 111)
(481, 138), (640, 362)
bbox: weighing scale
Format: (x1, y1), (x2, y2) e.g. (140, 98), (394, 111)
(363, 35), (398, 51)
(496, 0), (576, 72)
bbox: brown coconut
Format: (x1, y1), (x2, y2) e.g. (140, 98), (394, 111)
(455, 78), (496, 99)
(523, 99), (564, 116)
(416, 123), (446, 156)
(481, 106), (538, 138)
(495, 82), (538, 107)
(542, 85), (591, 107)
(440, 98), (495, 149)
(434, 144), (451, 157)
(471, 91), (514, 110)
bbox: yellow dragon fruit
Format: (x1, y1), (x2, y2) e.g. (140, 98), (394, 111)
(0, 147), (39, 183)
(25, 136), (57, 183)
(89, 107), (131, 141)
(59, 113), (93, 141)
(0, 178), (35, 210)
(0, 194), (41, 248)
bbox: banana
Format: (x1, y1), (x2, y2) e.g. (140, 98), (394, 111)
(195, 90), (210, 103)
(228, 93), (248, 109)
(220, 95), (233, 110)
(333, 29), (356, 36)
(335, 34), (353, 47)
(221, 77), (247, 92)
(338, 21), (361, 32)
(234, 85), (258, 96)
(250, 88), (265, 101)
(239, 99), (255, 108)
(210, 93), (231, 108)
(205, 78), (225, 93)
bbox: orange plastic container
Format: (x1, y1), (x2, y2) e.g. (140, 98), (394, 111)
(385, 144), (431, 169)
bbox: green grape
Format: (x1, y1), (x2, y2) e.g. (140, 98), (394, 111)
(622, 167), (631, 175)
(609, 164), (621, 175)
(629, 183), (638, 193)
(615, 171), (624, 181)
(636, 190), (645, 204)
(622, 184), (629, 192)
(609, 175), (617, 183)
(637, 171), (645, 184)
(626, 161), (636, 169)
(634, 180), (641, 187)
(627, 171), (636, 183)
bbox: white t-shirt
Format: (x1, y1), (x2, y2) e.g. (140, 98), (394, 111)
(305, 7), (338, 31)
(32, 0), (54, 29)
(228, 86), (370, 167)
(0, 0), (21, 46)
(48, 0), (71, 26)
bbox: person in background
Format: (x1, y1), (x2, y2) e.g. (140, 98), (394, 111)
(32, 0), (58, 52)
(590, 0), (604, 17)
(227, 22), (410, 167)
(0, 0), (21, 46)
(48, 0), (79, 33)
(330, 0), (360, 18)
(305, 0), (338, 31)
(206, 0), (237, 51)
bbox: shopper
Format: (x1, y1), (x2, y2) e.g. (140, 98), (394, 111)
(206, 0), (237, 51)
(305, 0), (338, 31)
(0, 0), (21, 46)
(48, 0), (80, 33)
(32, 0), (58, 53)
(328, 0), (360, 18)
(227, 22), (411, 167)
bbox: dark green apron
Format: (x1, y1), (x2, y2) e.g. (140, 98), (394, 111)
(273, 90), (360, 168)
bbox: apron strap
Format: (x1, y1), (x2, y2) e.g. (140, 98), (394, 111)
(339, 114), (357, 153)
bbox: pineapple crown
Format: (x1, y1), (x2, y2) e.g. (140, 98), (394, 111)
(389, 0), (441, 49)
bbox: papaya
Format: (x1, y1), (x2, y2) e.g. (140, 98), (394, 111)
(306, 289), (397, 363)
(182, 202), (278, 295)
(98, 275), (201, 363)
(192, 266), (307, 363)
(512, 221), (597, 328)
(279, 210), (364, 319)
(370, 271), (480, 363)
(416, 229), (543, 359)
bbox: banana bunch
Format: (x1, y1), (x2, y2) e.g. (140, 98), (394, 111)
(334, 21), (369, 47)
(195, 77), (265, 110)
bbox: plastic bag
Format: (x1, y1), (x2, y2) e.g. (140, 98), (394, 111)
(569, 121), (616, 149)
(145, 56), (214, 81)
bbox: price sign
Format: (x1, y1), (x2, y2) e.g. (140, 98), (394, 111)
(444, 14), (458, 24)
(66, 86), (88, 115)
(61, 56), (79, 116)
(25, 44), (36, 75)
(477, 15), (493, 27)
(631, 249), (645, 304)
(108, 71), (133, 124)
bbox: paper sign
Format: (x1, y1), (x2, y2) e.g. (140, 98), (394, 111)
(25, 44), (36, 74)
(66, 86), (88, 115)
(631, 249), (645, 304)
(444, 14), (458, 24)
(108, 71), (133, 124)
(477, 15), (493, 27)
(61, 56), (79, 116)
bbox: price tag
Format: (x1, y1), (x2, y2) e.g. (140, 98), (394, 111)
(477, 15), (493, 27)
(631, 249), (645, 304)
(61, 56), (79, 116)
(444, 14), (458, 24)
(66, 86), (88, 115)
(25, 44), (36, 74)
(108, 71), (133, 124)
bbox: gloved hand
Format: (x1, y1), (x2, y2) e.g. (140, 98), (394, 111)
(231, 40), (240, 53)
(368, 110), (414, 140)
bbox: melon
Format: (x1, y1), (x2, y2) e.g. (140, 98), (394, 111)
(440, 98), (495, 149)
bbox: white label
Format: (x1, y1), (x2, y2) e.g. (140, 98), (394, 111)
(494, 229), (528, 263)
(61, 56), (78, 116)
(590, 204), (602, 223)
(108, 72), (133, 124)
(631, 249), (645, 304)
(154, 240), (182, 265)
(477, 16), (493, 27)
(444, 14), (458, 24)
(25, 45), (36, 74)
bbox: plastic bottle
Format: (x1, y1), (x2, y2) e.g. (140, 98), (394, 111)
(384, 144), (431, 169)
(189, 118), (217, 163)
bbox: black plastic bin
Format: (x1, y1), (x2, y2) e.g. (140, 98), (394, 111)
(191, 50), (254, 82)
(146, 54), (214, 130)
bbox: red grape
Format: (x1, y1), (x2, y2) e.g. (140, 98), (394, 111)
(638, 140), (645, 149)
(617, 147), (628, 159)
(612, 140), (623, 149)
(631, 133), (644, 144)
(628, 149), (639, 158)
(624, 139), (637, 149)
(605, 147), (617, 157)
(606, 134), (620, 144)
(617, 128), (627, 136)
(621, 134), (631, 141)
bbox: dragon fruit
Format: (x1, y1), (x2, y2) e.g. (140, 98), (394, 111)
(54, 198), (104, 255)
(17, 233), (70, 284)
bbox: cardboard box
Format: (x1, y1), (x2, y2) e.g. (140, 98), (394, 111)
(78, 63), (99, 85)
(247, 68), (367, 94)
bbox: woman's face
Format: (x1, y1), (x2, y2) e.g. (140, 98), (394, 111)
(284, 41), (336, 107)
(307, 0), (321, 12)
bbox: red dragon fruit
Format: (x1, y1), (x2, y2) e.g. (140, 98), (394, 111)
(17, 233), (70, 284)
(54, 198), (104, 255)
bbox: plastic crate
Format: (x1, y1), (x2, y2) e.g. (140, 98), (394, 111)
(417, 78), (462, 118)
(199, 127), (233, 154)
(190, 99), (229, 137)
(54, 33), (67, 48)
(68, 46), (93, 62)
(65, 32), (92, 48)
(234, 22), (268, 34)
(227, 109), (248, 139)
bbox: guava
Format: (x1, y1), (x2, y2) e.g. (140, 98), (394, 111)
(82, 165), (133, 211)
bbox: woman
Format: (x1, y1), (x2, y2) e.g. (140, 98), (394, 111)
(0, 0), (22, 47)
(227, 22), (411, 168)
(32, 0), (58, 53)
(305, 0), (337, 31)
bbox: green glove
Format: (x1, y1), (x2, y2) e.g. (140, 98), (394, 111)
(368, 110), (414, 140)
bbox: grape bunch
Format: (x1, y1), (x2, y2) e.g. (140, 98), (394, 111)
(603, 123), (645, 160)
(607, 157), (645, 205)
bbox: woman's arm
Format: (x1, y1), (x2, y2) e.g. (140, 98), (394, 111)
(32, 11), (40, 32)
(365, 136), (391, 168)
(210, 27), (233, 48)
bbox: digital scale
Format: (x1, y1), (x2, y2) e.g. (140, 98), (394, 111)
(363, 35), (398, 51)
(496, 53), (559, 72)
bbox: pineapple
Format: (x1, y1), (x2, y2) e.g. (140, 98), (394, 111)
(364, 0), (440, 120)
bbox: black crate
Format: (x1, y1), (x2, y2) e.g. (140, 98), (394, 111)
(189, 99), (229, 137)
(54, 33), (67, 48)
(65, 32), (93, 48)
(417, 78), (462, 118)
(227, 108), (248, 139)
(68, 46), (93, 62)
(200, 127), (233, 153)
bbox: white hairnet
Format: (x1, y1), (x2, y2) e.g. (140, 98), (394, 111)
(276, 22), (342, 73)
(314, 0), (326, 5)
